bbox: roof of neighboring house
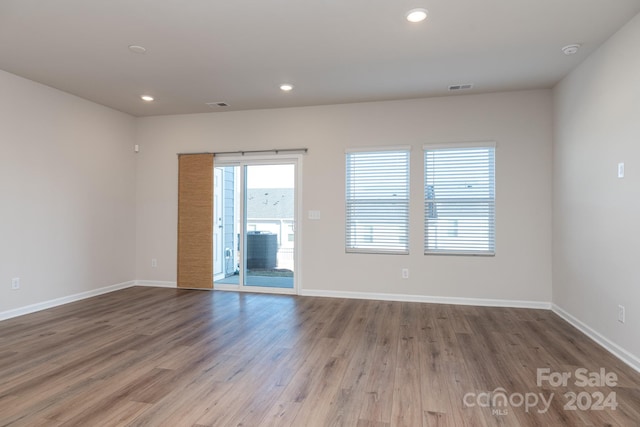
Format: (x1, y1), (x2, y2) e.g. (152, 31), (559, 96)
(247, 188), (294, 220)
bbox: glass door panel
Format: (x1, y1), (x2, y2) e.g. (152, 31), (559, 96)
(244, 164), (295, 289)
(214, 161), (296, 292)
(214, 165), (241, 285)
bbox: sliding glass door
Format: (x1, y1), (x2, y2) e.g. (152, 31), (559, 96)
(214, 157), (298, 293)
(244, 164), (295, 289)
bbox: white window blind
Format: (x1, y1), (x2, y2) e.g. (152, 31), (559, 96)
(424, 144), (495, 255)
(346, 149), (409, 254)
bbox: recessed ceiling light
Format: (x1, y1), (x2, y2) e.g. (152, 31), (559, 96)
(561, 44), (581, 55)
(406, 8), (428, 23)
(141, 95), (154, 102)
(128, 45), (147, 54)
(280, 84), (294, 92)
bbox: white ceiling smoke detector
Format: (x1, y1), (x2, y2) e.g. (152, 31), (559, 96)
(561, 44), (581, 55)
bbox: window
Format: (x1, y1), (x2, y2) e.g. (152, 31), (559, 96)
(424, 143), (495, 255)
(346, 148), (410, 254)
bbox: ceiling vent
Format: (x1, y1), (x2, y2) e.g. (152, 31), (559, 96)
(206, 102), (229, 107)
(448, 84), (473, 91)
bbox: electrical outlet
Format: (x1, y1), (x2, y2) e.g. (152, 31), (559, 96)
(151, 258), (158, 268)
(401, 268), (409, 279)
(11, 277), (20, 290)
(618, 305), (625, 323)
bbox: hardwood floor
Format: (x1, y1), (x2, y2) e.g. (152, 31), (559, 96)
(0, 287), (638, 426)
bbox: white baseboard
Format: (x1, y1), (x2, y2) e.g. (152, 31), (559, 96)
(552, 304), (640, 373)
(0, 280), (136, 321)
(3, 280), (636, 374)
(135, 280), (177, 288)
(136, 282), (550, 309)
(135, 282), (550, 310)
(298, 289), (551, 309)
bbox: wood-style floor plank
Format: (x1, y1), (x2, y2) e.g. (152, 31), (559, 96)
(0, 287), (638, 426)
(358, 301), (400, 425)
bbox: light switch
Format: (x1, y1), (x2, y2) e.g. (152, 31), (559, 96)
(618, 163), (625, 178)
(308, 210), (321, 220)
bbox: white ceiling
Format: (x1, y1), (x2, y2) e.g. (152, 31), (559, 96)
(1, 0), (639, 117)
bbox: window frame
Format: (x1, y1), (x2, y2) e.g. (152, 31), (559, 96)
(423, 142), (496, 256)
(345, 147), (411, 255)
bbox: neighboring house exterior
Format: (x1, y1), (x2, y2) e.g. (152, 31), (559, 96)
(247, 188), (295, 271)
(246, 188), (295, 248)
(215, 171), (295, 280)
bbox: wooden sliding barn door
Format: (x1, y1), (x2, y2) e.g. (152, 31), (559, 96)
(177, 153), (214, 289)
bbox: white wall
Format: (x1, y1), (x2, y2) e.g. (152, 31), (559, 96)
(0, 70), (136, 313)
(136, 90), (553, 303)
(553, 14), (640, 360)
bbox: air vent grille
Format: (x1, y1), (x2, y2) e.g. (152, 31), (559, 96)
(206, 102), (229, 107)
(448, 84), (473, 91)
